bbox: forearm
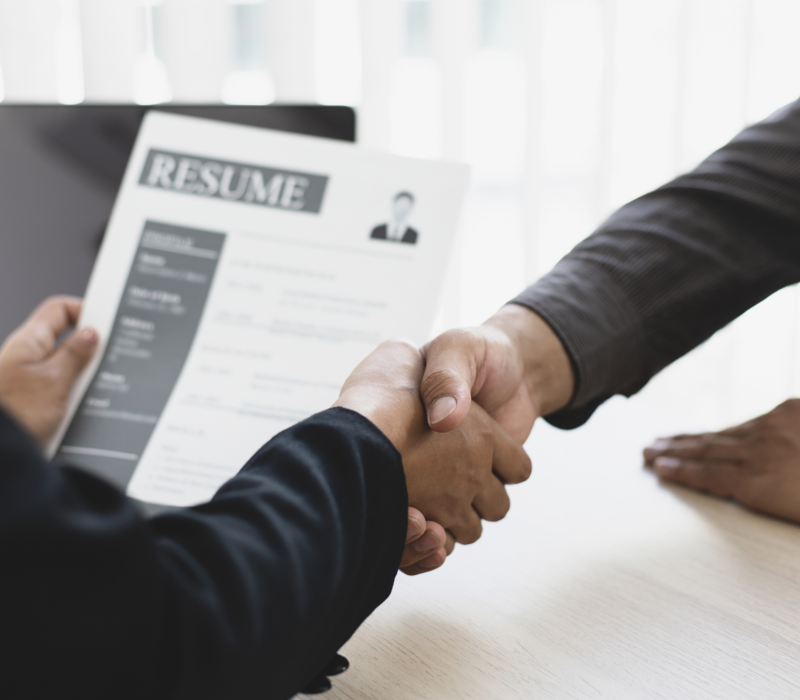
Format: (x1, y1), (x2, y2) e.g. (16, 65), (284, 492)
(511, 98), (800, 427)
(1, 407), (407, 699)
(484, 304), (574, 418)
(153, 408), (407, 699)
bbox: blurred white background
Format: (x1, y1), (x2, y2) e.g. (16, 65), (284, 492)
(2, 0), (800, 431)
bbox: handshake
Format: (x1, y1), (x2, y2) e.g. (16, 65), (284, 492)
(0, 296), (576, 577)
(333, 305), (576, 576)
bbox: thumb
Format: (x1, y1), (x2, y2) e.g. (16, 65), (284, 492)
(48, 327), (99, 386)
(420, 329), (482, 433)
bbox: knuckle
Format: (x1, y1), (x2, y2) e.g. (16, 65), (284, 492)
(429, 327), (477, 350)
(471, 459), (490, 490)
(696, 434), (714, 457)
(25, 325), (52, 358)
(507, 452), (532, 483)
(40, 364), (62, 386)
(382, 337), (417, 353)
(487, 492), (511, 522)
(437, 497), (461, 528)
(457, 522), (482, 545)
(39, 296), (63, 312)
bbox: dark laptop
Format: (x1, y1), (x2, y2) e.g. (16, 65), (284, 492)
(0, 104), (356, 341)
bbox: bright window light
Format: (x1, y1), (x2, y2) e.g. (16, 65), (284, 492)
(405, 0), (432, 57)
(134, 2), (172, 104)
(222, 1), (274, 105)
(315, 0), (361, 106)
(55, 0), (84, 104)
(480, 0), (519, 50)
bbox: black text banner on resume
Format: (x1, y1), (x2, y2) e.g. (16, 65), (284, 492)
(139, 149), (329, 214)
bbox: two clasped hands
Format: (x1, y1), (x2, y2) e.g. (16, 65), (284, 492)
(336, 303), (574, 575)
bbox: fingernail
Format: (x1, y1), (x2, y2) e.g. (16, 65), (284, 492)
(654, 456), (682, 469)
(406, 516), (423, 542)
(80, 328), (98, 345)
(412, 531), (442, 554)
(646, 439), (670, 451)
(429, 396), (457, 425)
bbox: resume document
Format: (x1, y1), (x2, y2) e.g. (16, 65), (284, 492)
(49, 112), (469, 507)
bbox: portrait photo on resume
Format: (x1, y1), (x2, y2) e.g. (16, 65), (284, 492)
(370, 191), (419, 245)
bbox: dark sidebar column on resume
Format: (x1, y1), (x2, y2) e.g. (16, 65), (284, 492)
(56, 221), (226, 492)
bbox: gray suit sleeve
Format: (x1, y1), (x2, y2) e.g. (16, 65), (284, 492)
(512, 97), (800, 429)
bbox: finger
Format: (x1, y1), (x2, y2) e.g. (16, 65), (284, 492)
(2, 296), (84, 362)
(46, 327), (99, 384)
(399, 521), (446, 568)
(406, 507), (426, 543)
(401, 532), (456, 574)
(444, 530), (456, 556)
(644, 436), (699, 461)
(653, 456), (742, 498)
(490, 417), (533, 485)
(448, 508), (483, 545)
(644, 435), (745, 464)
(28, 295), (83, 329)
(400, 547), (447, 576)
(488, 389), (538, 445)
(419, 329), (484, 433)
(472, 475), (511, 522)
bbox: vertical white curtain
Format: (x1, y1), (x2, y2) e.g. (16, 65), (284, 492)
(1, 0), (800, 428)
(79, 0), (143, 101)
(0, 0), (61, 100)
(160, 0), (231, 102)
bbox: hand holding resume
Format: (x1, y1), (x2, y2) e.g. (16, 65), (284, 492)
(51, 112), (470, 508)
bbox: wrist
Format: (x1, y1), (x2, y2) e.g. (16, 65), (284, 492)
(332, 339), (425, 454)
(333, 386), (422, 456)
(484, 304), (574, 417)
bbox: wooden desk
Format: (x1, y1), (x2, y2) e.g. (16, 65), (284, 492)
(317, 398), (800, 699)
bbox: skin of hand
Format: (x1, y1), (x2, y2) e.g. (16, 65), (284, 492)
(334, 339), (532, 575)
(0, 296), (98, 446)
(644, 399), (800, 523)
(419, 304), (575, 442)
(402, 508), (452, 576)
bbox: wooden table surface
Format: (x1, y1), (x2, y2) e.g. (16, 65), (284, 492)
(312, 397), (800, 699)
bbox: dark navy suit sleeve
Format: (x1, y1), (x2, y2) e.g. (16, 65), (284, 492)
(513, 97), (800, 428)
(0, 406), (407, 700)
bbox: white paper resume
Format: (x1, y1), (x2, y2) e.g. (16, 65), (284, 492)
(49, 112), (469, 507)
